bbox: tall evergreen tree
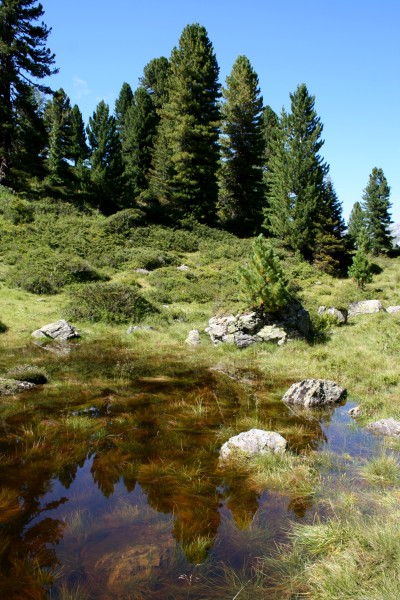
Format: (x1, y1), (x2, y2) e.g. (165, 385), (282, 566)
(265, 84), (328, 259)
(313, 178), (347, 273)
(347, 201), (366, 248)
(218, 55), (265, 236)
(44, 88), (72, 183)
(148, 24), (221, 223)
(0, 0), (57, 184)
(114, 82), (133, 137)
(140, 57), (170, 111)
(86, 100), (124, 213)
(69, 104), (88, 166)
(122, 87), (158, 200)
(362, 167), (392, 254)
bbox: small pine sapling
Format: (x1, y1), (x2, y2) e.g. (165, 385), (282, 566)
(348, 250), (373, 290)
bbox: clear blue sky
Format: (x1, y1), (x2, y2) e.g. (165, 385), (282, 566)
(42, 0), (400, 222)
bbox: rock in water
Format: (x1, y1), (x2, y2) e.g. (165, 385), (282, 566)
(220, 428), (287, 461)
(32, 319), (79, 341)
(282, 379), (346, 407)
(366, 418), (400, 437)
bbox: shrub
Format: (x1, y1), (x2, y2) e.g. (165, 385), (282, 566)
(0, 320), (8, 333)
(66, 282), (158, 323)
(103, 208), (146, 235)
(129, 226), (199, 253)
(238, 235), (293, 313)
(348, 250), (373, 290)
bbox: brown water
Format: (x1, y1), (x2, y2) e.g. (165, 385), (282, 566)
(0, 340), (381, 599)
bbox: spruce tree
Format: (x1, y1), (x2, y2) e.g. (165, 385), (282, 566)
(69, 104), (88, 166)
(238, 235), (292, 313)
(44, 88), (72, 183)
(313, 178), (347, 274)
(115, 82), (133, 137)
(86, 100), (124, 213)
(218, 55), (265, 236)
(362, 167), (392, 255)
(348, 250), (373, 290)
(148, 24), (221, 223)
(140, 57), (170, 110)
(347, 201), (366, 248)
(0, 0), (57, 184)
(122, 87), (158, 200)
(265, 84), (328, 259)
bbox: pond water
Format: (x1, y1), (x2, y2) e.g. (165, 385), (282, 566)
(0, 340), (382, 599)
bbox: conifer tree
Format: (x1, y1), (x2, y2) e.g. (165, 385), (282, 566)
(69, 104), (88, 166)
(238, 235), (292, 313)
(122, 87), (158, 200)
(348, 249), (373, 290)
(140, 57), (170, 110)
(86, 100), (124, 213)
(362, 167), (392, 254)
(149, 24), (221, 223)
(115, 82), (133, 137)
(313, 178), (347, 274)
(44, 88), (72, 183)
(265, 84), (328, 259)
(0, 0), (57, 184)
(347, 201), (366, 248)
(218, 55), (265, 236)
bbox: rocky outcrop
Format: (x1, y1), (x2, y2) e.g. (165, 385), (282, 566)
(348, 300), (385, 318)
(0, 378), (36, 396)
(206, 303), (310, 348)
(366, 418), (400, 437)
(220, 429), (287, 461)
(282, 379), (346, 408)
(387, 306), (400, 314)
(32, 319), (79, 341)
(185, 329), (201, 346)
(318, 306), (348, 324)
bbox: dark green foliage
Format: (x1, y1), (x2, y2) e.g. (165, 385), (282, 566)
(69, 104), (88, 165)
(44, 88), (73, 183)
(7, 251), (106, 295)
(362, 167), (392, 255)
(149, 24), (221, 223)
(2, 196), (34, 223)
(6, 365), (48, 384)
(348, 249), (373, 289)
(103, 208), (146, 235)
(0, 0), (57, 185)
(122, 87), (158, 199)
(265, 84), (328, 260)
(140, 57), (170, 110)
(218, 55), (265, 236)
(238, 234), (292, 312)
(313, 179), (347, 274)
(115, 82), (133, 135)
(347, 201), (365, 249)
(0, 320), (8, 333)
(86, 100), (124, 213)
(67, 282), (158, 323)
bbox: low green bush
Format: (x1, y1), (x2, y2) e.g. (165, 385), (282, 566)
(0, 320), (8, 333)
(103, 208), (146, 235)
(129, 226), (199, 253)
(66, 282), (158, 323)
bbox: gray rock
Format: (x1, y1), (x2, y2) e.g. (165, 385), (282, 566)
(348, 300), (385, 318)
(185, 329), (201, 346)
(366, 418), (400, 437)
(135, 268), (151, 274)
(0, 378), (36, 396)
(220, 428), (287, 461)
(205, 303), (310, 348)
(386, 306), (400, 314)
(177, 264), (190, 272)
(282, 379), (346, 408)
(348, 405), (362, 418)
(31, 319), (79, 341)
(127, 325), (154, 334)
(318, 306), (348, 324)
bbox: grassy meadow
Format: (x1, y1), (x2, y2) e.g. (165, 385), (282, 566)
(1, 189), (400, 598)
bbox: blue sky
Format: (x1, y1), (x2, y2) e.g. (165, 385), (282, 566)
(43, 0), (399, 222)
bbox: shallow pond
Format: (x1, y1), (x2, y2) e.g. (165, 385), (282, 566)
(0, 340), (383, 599)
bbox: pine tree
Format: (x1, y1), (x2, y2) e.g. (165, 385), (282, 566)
(122, 87), (158, 200)
(140, 57), (170, 110)
(44, 88), (72, 183)
(148, 24), (221, 223)
(313, 178), (347, 274)
(69, 104), (88, 166)
(115, 82), (133, 137)
(238, 235), (292, 313)
(218, 55), (265, 236)
(86, 100), (124, 213)
(348, 249), (373, 290)
(265, 84), (328, 260)
(362, 167), (392, 255)
(0, 0), (57, 184)
(347, 201), (366, 248)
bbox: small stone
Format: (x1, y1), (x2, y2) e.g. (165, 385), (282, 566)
(366, 418), (400, 437)
(386, 306), (400, 314)
(135, 268), (150, 274)
(318, 306), (348, 325)
(220, 429), (287, 461)
(177, 264), (189, 272)
(185, 329), (201, 346)
(282, 379), (346, 407)
(348, 300), (385, 318)
(31, 319), (79, 341)
(127, 325), (154, 334)
(348, 405), (362, 418)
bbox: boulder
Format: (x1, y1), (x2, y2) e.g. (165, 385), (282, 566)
(318, 306), (348, 325)
(348, 300), (385, 318)
(387, 306), (400, 314)
(205, 302), (310, 348)
(282, 379), (346, 408)
(177, 264), (190, 272)
(32, 319), (79, 341)
(220, 429), (287, 461)
(135, 268), (151, 274)
(185, 329), (201, 346)
(365, 418), (400, 437)
(348, 405), (362, 418)
(0, 378), (36, 396)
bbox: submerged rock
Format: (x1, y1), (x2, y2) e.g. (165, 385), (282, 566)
(0, 378), (36, 396)
(282, 379), (346, 408)
(318, 306), (348, 324)
(220, 428), (287, 461)
(348, 300), (385, 318)
(185, 329), (201, 346)
(365, 418), (400, 437)
(32, 319), (79, 341)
